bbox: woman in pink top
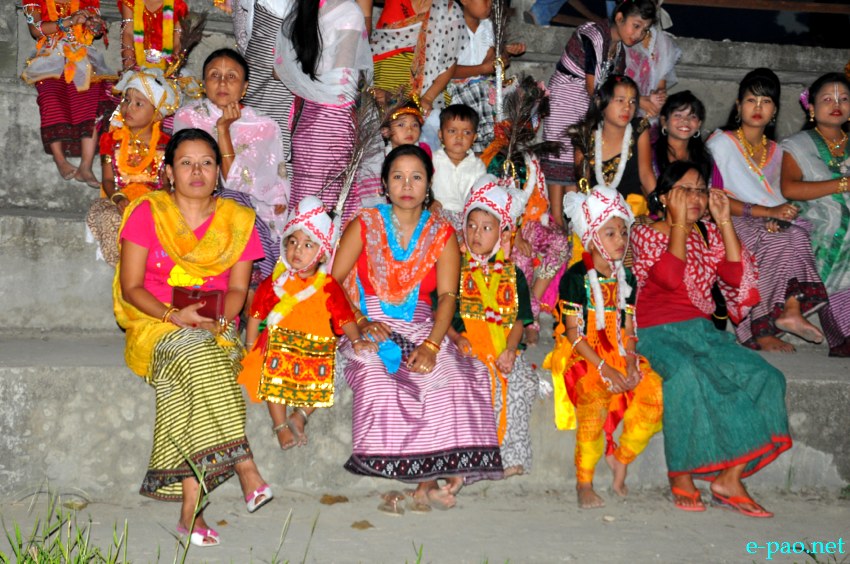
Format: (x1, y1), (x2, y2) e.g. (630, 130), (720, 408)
(114, 129), (273, 547)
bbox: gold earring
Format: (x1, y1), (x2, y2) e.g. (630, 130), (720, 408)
(809, 110), (815, 122)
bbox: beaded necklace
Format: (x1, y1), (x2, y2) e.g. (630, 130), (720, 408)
(133, 0), (174, 69)
(115, 121), (161, 175)
(731, 129), (774, 192)
(468, 250), (508, 354)
(814, 126), (848, 159)
(593, 122), (632, 190)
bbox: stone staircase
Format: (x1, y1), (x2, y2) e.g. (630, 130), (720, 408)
(0, 2), (848, 502)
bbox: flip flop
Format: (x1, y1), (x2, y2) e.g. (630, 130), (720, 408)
(245, 484), (274, 513)
(377, 491), (406, 516)
(711, 493), (773, 518)
(176, 524), (220, 547)
(671, 486), (706, 512)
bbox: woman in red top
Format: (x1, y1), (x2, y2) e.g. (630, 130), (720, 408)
(630, 160), (791, 518)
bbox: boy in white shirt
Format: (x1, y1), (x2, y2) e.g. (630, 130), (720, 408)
(431, 104), (487, 231)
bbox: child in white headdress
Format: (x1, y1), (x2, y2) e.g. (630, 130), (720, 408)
(545, 186), (663, 509)
(239, 196), (377, 450)
(448, 174), (542, 478)
(85, 68), (180, 266)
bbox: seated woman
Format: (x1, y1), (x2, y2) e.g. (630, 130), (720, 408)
(114, 128), (273, 547)
(631, 160), (791, 517)
(331, 145), (503, 512)
(781, 72), (850, 358)
(173, 48), (289, 284)
(707, 68), (826, 352)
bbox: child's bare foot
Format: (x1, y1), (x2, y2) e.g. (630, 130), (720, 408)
(775, 313), (824, 344)
(606, 454), (628, 497)
(504, 465), (525, 478)
(576, 482), (605, 509)
(55, 160), (77, 181)
(74, 168), (100, 188)
(272, 422), (297, 450)
(287, 408), (309, 446)
(755, 335), (795, 353)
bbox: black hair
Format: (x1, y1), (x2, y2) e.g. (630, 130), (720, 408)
(611, 0), (656, 24)
(202, 48), (250, 83)
(583, 74), (640, 132)
(649, 160), (707, 216)
(439, 104), (481, 131)
(655, 90), (712, 178)
(164, 128), (222, 167)
(380, 144), (435, 207)
(722, 67), (781, 139)
(802, 72), (850, 131)
(284, 0), (322, 81)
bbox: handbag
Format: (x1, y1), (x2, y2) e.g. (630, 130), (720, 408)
(171, 287), (224, 320)
(695, 221), (728, 331)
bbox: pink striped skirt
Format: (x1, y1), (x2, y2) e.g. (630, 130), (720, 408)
(339, 296), (503, 483)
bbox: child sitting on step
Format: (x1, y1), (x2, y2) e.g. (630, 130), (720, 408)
(380, 98), (432, 157)
(545, 186), (663, 509)
(239, 196), (376, 450)
(449, 175), (541, 477)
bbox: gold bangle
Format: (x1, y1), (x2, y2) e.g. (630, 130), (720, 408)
(355, 314), (368, 325)
(718, 220), (732, 227)
(439, 291), (458, 299)
(422, 339), (441, 354)
(161, 306), (178, 323)
(110, 192), (127, 204)
(838, 177), (848, 194)
(220, 152), (236, 159)
(671, 223), (690, 231)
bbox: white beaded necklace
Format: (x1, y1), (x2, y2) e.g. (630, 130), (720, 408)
(593, 122), (632, 190)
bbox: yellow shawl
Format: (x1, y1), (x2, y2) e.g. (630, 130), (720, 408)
(112, 191), (256, 378)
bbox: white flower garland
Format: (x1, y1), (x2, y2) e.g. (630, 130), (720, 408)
(593, 122), (632, 190)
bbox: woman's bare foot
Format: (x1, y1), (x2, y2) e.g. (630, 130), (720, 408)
(55, 159), (78, 181)
(576, 482), (605, 509)
(74, 167), (100, 188)
(775, 313), (824, 344)
(755, 335), (795, 353)
(605, 454), (629, 497)
(426, 485), (457, 510)
(669, 474), (704, 511)
(446, 476), (464, 495)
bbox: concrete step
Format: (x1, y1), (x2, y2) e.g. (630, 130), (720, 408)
(0, 330), (847, 504)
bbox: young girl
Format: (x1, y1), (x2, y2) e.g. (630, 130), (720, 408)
(547, 186), (662, 509)
(21, 0), (112, 186)
(443, 0), (525, 153)
(275, 0), (374, 224)
(623, 22), (680, 118)
(119, 0), (188, 71)
(542, 0), (655, 225)
(707, 68), (827, 352)
(86, 69), (178, 266)
(645, 90), (712, 188)
(380, 98), (432, 157)
(239, 197), (376, 449)
(574, 75), (654, 217)
(632, 161), (790, 516)
(450, 175), (539, 478)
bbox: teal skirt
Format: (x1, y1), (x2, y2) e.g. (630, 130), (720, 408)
(637, 317), (791, 480)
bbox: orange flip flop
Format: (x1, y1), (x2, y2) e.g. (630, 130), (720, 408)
(671, 486), (706, 512)
(711, 493), (773, 518)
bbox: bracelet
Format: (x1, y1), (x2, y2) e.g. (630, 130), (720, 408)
(838, 177), (849, 194)
(571, 335), (584, 348)
(245, 341), (255, 349)
(110, 192), (127, 205)
(352, 338), (365, 346)
(439, 291), (458, 299)
(421, 339), (441, 354)
(671, 223), (689, 231)
(34, 20), (45, 37)
(217, 315), (228, 334)
(56, 17), (71, 34)
(718, 220), (732, 227)
(742, 202), (753, 218)
(220, 152), (236, 159)
(625, 335), (638, 342)
(625, 350), (638, 358)
(161, 306), (178, 323)
(355, 314), (368, 325)
(597, 358), (606, 372)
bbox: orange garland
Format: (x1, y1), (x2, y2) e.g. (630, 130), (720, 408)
(44, 0), (95, 83)
(114, 121), (162, 175)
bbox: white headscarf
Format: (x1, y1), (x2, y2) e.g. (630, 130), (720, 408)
(113, 69), (180, 118)
(563, 186), (634, 331)
(462, 174), (525, 262)
(280, 196), (341, 272)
